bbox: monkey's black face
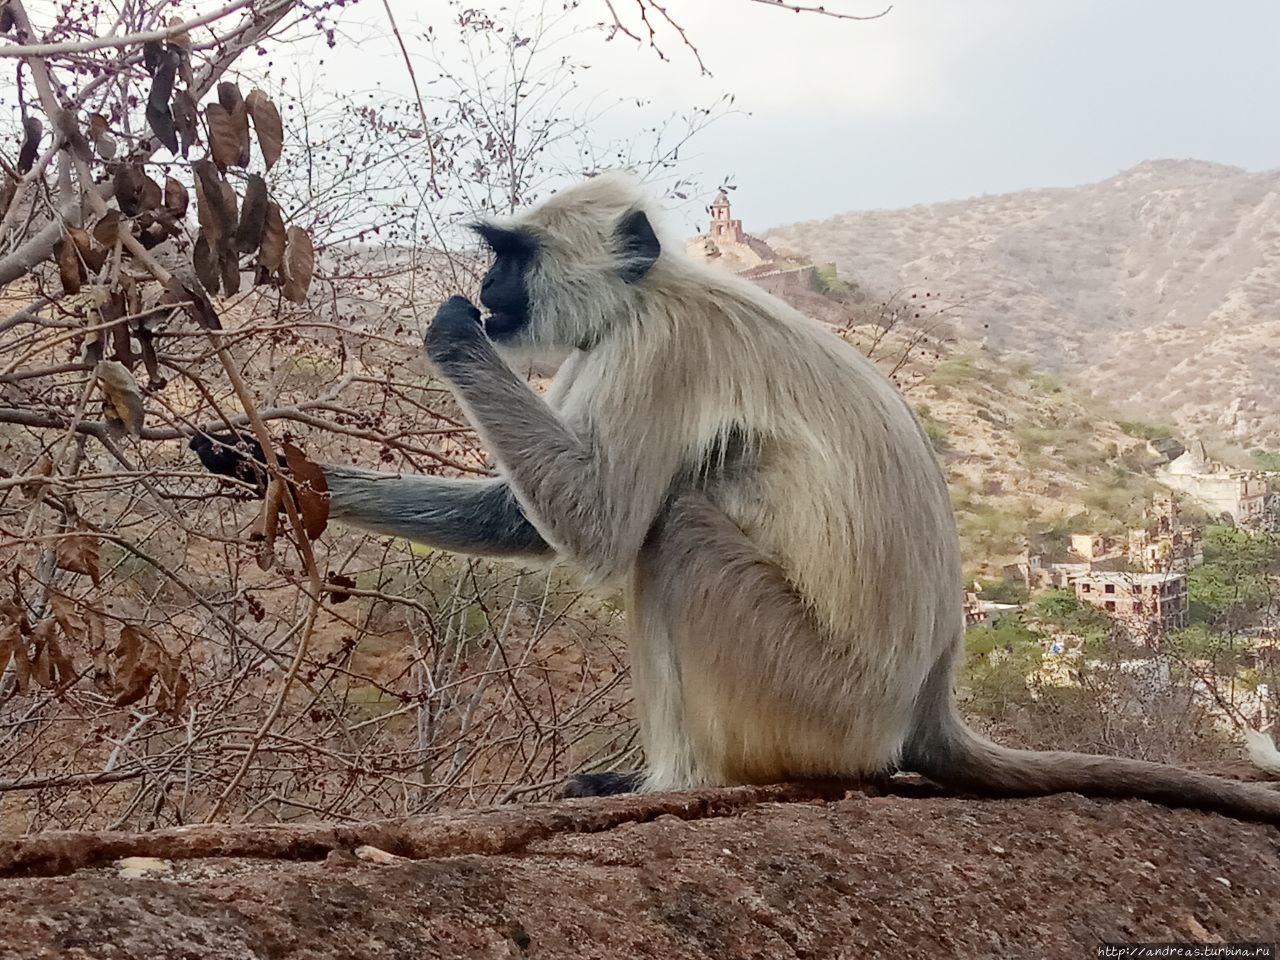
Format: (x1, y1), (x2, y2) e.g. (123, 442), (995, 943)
(473, 224), (538, 342)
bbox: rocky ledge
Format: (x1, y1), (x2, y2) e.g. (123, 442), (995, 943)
(1, 782), (1277, 959)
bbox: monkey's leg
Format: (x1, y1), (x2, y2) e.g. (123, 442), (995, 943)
(562, 491), (891, 798)
(559, 577), (706, 798)
(637, 492), (901, 786)
(322, 467), (552, 560)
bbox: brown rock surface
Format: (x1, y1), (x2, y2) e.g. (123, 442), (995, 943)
(1, 786), (1277, 959)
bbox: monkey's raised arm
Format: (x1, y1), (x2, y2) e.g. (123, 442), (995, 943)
(323, 467), (553, 560)
(425, 297), (673, 584)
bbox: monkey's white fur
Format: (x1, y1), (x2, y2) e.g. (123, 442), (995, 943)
(326, 171), (1280, 823)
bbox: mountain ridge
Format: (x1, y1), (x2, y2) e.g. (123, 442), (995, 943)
(765, 159), (1280, 451)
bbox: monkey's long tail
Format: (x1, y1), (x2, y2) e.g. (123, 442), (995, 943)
(902, 653), (1280, 826)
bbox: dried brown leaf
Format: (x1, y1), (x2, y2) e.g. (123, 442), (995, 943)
(163, 176), (188, 218)
(11, 631), (30, 694)
(89, 113), (109, 141)
(67, 227), (92, 258)
(161, 276), (221, 330)
(0, 620), (18, 691)
(204, 102), (242, 170)
(30, 619), (73, 690)
(113, 623), (145, 666)
(111, 624), (159, 707)
(167, 16), (190, 49)
(30, 640), (52, 690)
(193, 232), (220, 294)
(56, 534), (101, 584)
(114, 163), (147, 217)
(140, 174), (163, 213)
(32, 619), (76, 690)
(54, 236), (83, 294)
(172, 89), (198, 158)
(113, 660), (155, 707)
(209, 84), (250, 169)
(245, 88), (283, 172)
(191, 160), (234, 246)
(94, 359), (145, 436)
(257, 202), (286, 278)
(95, 131), (117, 161)
(93, 210), (121, 246)
(282, 440), (329, 540)
(220, 250), (241, 296)
(219, 179), (239, 238)
(49, 595), (95, 652)
(103, 292), (135, 366)
(234, 174), (268, 254)
(92, 650), (113, 694)
(281, 226), (314, 303)
(145, 44), (179, 154)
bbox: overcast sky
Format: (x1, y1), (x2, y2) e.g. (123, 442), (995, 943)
(316, 0), (1280, 231)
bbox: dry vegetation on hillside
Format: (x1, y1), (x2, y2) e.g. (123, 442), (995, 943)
(768, 159), (1280, 451)
(812, 287), (1172, 575)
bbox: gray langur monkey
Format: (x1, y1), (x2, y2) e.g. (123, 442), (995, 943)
(287, 172), (1280, 824)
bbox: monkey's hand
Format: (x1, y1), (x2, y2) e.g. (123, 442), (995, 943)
(189, 431), (283, 496)
(425, 295), (487, 370)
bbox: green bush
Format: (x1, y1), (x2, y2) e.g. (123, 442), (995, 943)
(917, 410), (949, 452)
(1249, 448), (1280, 471)
(1187, 525), (1280, 628)
(930, 354), (980, 388)
(1031, 588), (1111, 651)
(1118, 420), (1176, 441)
(1166, 624), (1249, 674)
(814, 263), (848, 295)
(977, 578), (1029, 605)
(962, 615), (1044, 718)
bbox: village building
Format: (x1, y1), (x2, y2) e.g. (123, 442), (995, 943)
(1157, 441), (1271, 527)
(1068, 534), (1122, 563)
(1005, 495), (1204, 594)
(1074, 571), (1189, 636)
(1126, 495), (1203, 573)
(686, 191), (827, 298)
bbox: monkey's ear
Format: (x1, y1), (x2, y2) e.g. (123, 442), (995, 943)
(616, 209), (660, 282)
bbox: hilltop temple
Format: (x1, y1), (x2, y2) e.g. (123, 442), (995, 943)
(686, 190), (824, 297)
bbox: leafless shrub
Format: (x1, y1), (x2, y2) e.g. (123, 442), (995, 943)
(0, 0), (751, 830)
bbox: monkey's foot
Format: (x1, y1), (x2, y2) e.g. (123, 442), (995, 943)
(558, 770), (646, 798)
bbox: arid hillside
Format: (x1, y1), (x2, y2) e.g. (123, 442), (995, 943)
(791, 287), (1172, 575)
(767, 160), (1280, 449)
